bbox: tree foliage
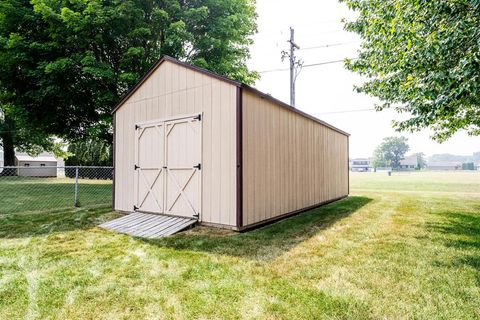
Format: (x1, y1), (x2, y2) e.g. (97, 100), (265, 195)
(371, 147), (388, 169)
(0, 0), (257, 164)
(373, 136), (410, 169)
(340, 0), (480, 141)
(65, 139), (112, 166)
(413, 152), (426, 169)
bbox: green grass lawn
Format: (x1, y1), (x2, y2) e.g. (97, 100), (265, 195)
(0, 176), (112, 214)
(0, 171), (479, 319)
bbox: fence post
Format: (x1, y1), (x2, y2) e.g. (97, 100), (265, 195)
(74, 167), (79, 207)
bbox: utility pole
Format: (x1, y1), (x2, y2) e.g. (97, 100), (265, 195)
(282, 27), (302, 107)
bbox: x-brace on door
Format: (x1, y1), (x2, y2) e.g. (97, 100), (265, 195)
(134, 114), (202, 220)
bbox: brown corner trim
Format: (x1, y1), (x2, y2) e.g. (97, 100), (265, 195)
(238, 195), (348, 232)
(112, 113), (116, 211)
(236, 87), (244, 229)
(347, 136), (350, 195)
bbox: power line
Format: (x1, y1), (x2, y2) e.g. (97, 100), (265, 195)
(303, 58), (356, 68)
(299, 41), (359, 51)
(255, 28), (345, 38)
(312, 108), (375, 115)
(258, 57), (357, 73)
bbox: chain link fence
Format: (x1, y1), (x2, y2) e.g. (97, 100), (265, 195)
(0, 166), (113, 214)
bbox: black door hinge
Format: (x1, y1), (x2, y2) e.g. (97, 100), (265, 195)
(194, 114), (201, 121)
(133, 205), (138, 211)
(193, 163), (201, 170)
(134, 164), (139, 170)
(193, 213), (200, 219)
(135, 124), (140, 130)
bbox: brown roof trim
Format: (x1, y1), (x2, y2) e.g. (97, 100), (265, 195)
(111, 55), (350, 137)
(241, 85), (350, 137)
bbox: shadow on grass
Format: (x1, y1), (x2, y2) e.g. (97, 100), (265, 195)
(141, 196), (372, 260)
(426, 211), (480, 284)
(0, 205), (118, 238)
(427, 211), (480, 250)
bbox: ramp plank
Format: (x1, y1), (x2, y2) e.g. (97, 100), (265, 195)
(99, 212), (197, 238)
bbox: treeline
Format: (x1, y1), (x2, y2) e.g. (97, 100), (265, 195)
(428, 152), (480, 163)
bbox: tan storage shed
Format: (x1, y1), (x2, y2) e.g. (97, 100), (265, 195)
(112, 55), (349, 231)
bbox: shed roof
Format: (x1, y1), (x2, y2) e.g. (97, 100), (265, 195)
(112, 55), (350, 137)
(16, 153), (57, 162)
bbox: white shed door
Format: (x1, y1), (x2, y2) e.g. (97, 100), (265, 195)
(134, 123), (165, 214)
(134, 114), (202, 220)
(165, 117), (202, 219)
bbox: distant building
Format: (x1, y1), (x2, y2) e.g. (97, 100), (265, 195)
(398, 155), (418, 171)
(15, 153), (58, 177)
(350, 158), (372, 172)
(427, 161), (462, 171)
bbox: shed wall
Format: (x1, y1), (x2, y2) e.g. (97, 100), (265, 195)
(114, 60), (237, 227)
(242, 90), (349, 227)
(16, 161), (57, 177)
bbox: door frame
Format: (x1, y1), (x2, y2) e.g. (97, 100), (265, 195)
(133, 112), (203, 220)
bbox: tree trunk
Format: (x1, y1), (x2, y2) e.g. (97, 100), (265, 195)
(2, 131), (15, 166)
(0, 115), (17, 176)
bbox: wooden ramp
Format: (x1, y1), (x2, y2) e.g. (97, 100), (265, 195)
(99, 212), (197, 238)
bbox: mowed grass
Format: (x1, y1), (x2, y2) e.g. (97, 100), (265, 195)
(0, 177), (112, 214)
(0, 172), (479, 319)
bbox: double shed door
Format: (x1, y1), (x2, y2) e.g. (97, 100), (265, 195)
(134, 114), (202, 220)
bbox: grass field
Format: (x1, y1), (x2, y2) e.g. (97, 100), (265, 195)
(0, 177), (112, 214)
(0, 171), (479, 319)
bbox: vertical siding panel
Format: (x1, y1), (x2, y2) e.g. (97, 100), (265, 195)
(115, 108), (123, 209)
(186, 70), (195, 114)
(127, 103), (136, 210)
(220, 83), (230, 225)
(242, 90), (348, 226)
(261, 98), (267, 220)
(202, 77), (213, 224)
(211, 81), (222, 223)
(246, 93), (254, 225)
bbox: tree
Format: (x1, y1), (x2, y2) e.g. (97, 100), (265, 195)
(373, 136), (410, 170)
(65, 139), (112, 167)
(413, 152), (426, 170)
(0, 0), (258, 165)
(340, 0), (480, 142)
(371, 146), (388, 170)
